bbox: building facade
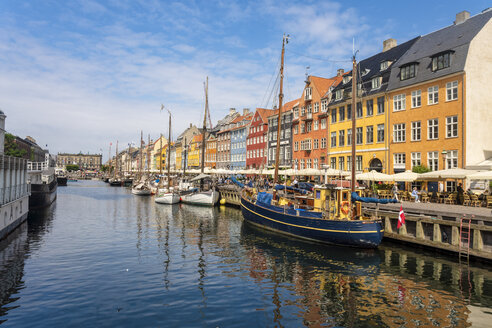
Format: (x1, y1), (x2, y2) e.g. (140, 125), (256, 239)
(205, 133), (217, 168)
(246, 108), (275, 169)
(57, 153), (103, 170)
(230, 110), (253, 170)
(267, 99), (297, 168)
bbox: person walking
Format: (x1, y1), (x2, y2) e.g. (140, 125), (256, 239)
(392, 183), (399, 201)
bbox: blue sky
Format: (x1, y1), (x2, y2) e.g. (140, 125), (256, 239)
(1, 0), (490, 161)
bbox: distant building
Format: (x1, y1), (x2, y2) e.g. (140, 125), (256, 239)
(57, 153), (102, 170)
(267, 99), (297, 168)
(230, 109), (253, 170)
(246, 107), (276, 169)
(12, 135), (47, 162)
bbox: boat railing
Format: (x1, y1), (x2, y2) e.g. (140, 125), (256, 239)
(27, 161), (49, 171)
(0, 184), (30, 206)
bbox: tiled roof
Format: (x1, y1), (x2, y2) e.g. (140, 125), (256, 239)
(255, 107), (277, 123)
(388, 9), (492, 90)
(266, 98), (300, 118)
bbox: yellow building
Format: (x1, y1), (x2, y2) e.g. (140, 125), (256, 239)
(175, 142), (183, 171)
(187, 134), (203, 168)
(326, 38), (419, 173)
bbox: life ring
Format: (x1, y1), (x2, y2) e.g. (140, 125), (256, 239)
(340, 201), (350, 215)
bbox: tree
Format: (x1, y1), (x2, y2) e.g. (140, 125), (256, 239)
(412, 165), (431, 174)
(66, 164), (80, 172)
(4, 133), (27, 158)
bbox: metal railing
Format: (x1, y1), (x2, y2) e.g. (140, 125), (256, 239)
(27, 161), (49, 171)
(0, 184), (30, 206)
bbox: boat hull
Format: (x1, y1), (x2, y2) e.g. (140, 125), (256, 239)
(181, 190), (219, 206)
(155, 193), (180, 204)
(56, 176), (67, 186)
(240, 196), (383, 248)
(29, 179), (57, 210)
(131, 189), (152, 196)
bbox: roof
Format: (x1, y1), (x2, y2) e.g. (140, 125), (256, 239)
(309, 76), (339, 98)
(330, 36), (420, 105)
(255, 107), (277, 123)
(266, 98), (300, 118)
(388, 9), (492, 91)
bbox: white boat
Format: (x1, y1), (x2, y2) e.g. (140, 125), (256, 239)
(132, 182), (152, 195)
(181, 189), (219, 206)
(155, 192), (180, 204)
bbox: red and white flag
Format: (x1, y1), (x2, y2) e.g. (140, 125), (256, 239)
(397, 205), (406, 229)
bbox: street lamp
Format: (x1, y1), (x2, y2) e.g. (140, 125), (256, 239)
(441, 150), (447, 170)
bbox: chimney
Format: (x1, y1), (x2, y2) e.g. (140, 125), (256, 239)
(383, 38), (397, 52)
(189, 123), (192, 128)
(0, 109), (5, 154)
(242, 108), (250, 115)
(337, 68), (344, 77)
(454, 11), (470, 25)
(229, 108), (236, 115)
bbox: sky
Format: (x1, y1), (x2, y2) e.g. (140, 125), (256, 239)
(1, 0), (490, 161)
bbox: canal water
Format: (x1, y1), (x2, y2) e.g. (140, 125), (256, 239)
(0, 181), (491, 327)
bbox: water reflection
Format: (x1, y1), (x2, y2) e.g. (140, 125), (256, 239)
(0, 182), (491, 327)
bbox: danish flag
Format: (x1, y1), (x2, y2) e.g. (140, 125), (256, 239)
(397, 205), (406, 229)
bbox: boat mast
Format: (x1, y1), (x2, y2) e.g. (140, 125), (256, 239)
(201, 77), (208, 174)
(147, 134), (151, 176)
(273, 34), (288, 185)
(139, 130), (143, 178)
(183, 137), (187, 176)
(351, 56), (357, 194)
(167, 111), (171, 190)
(108, 143), (112, 177)
(115, 140), (118, 179)
(159, 133), (163, 176)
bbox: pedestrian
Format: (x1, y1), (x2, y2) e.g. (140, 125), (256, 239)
(392, 183), (399, 201)
(457, 183), (464, 205)
(411, 187), (420, 203)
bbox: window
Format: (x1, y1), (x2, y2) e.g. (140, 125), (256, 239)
(294, 107), (299, 119)
(377, 96), (385, 114)
(301, 106), (305, 116)
(428, 151), (438, 171)
(347, 104), (352, 119)
(331, 108), (337, 123)
(347, 129), (352, 146)
(377, 124), (384, 143)
(446, 116), (458, 138)
(330, 157), (336, 169)
(339, 106), (345, 121)
(306, 159), (311, 168)
(393, 94), (406, 111)
(314, 158), (318, 169)
(343, 75), (351, 84)
(294, 125), (298, 134)
(411, 152), (421, 168)
(321, 138), (327, 148)
(394, 153), (406, 166)
(313, 120), (319, 131)
(356, 156), (363, 171)
(446, 150), (458, 169)
(446, 81), (458, 101)
(393, 123), (406, 142)
(431, 52), (450, 71)
(371, 77), (381, 89)
(356, 103), (363, 118)
(366, 99), (373, 116)
(411, 90), (421, 108)
(339, 130), (345, 147)
(320, 118), (327, 129)
(314, 102), (319, 113)
(300, 123), (305, 133)
(428, 119), (438, 140)
(313, 139), (319, 149)
(347, 156), (352, 171)
(380, 61), (391, 71)
(307, 104), (312, 115)
(306, 122), (312, 132)
(411, 121), (421, 141)
(338, 157), (345, 171)
(305, 87), (312, 100)
(428, 86), (438, 105)
(294, 141), (299, 151)
(366, 126), (373, 144)
(335, 90), (342, 100)
(285, 128), (291, 138)
(300, 159), (305, 170)
(331, 132), (337, 147)
(400, 63), (417, 80)
(321, 99), (328, 112)
(285, 147), (290, 160)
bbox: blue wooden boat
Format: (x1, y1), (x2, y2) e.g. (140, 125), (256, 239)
(240, 186), (385, 248)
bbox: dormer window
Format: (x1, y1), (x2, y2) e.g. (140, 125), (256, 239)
(335, 89), (342, 100)
(362, 68), (370, 76)
(343, 76), (351, 84)
(380, 61), (392, 71)
(304, 87), (312, 100)
(431, 52), (451, 71)
(372, 77), (381, 89)
(400, 63), (417, 81)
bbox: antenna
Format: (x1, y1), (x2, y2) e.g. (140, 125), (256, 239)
(305, 66), (310, 83)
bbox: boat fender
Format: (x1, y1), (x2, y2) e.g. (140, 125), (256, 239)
(340, 201), (350, 215)
(220, 198), (226, 205)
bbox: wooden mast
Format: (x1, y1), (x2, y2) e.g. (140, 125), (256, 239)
(273, 34), (288, 186)
(139, 130), (143, 179)
(183, 137), (187, 176)
(350, 56), (357, 194)
(114, 141), (118, 179)
(167, 111), (171, 190)
(147, 134), (151, 176)
(159, 134), (163, 176)
(201, 77), (208, 174)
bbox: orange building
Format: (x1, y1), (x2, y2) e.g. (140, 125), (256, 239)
(292, 75), (343, 170)
(205, 133), (216, 168)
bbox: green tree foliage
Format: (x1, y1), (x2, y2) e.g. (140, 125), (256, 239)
(100, 165), (110, 172)
(66, 164), (80, 172)
(4, 133), (27, 158)
(412, 165), (431, 174)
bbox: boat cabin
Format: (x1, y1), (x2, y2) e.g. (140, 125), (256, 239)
(313, 185), (362, 219)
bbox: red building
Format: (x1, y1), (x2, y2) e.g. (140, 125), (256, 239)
(246, 108), (275, 169)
